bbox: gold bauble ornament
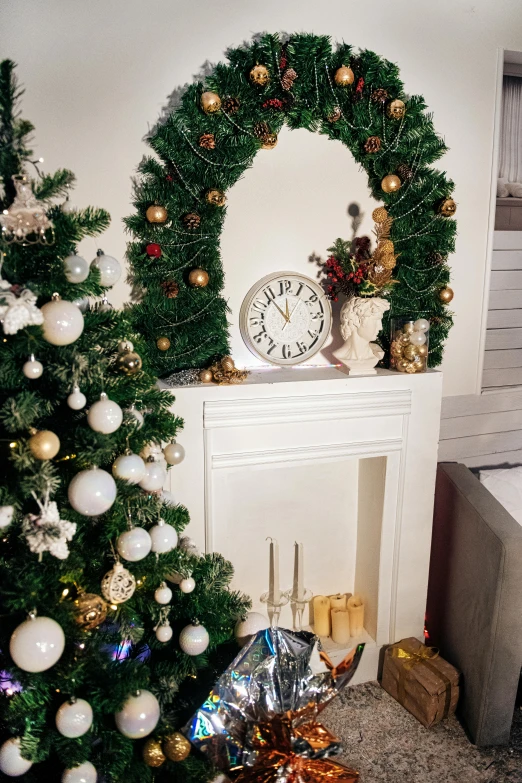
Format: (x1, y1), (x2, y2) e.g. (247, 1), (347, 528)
(396, 359), (409, 372)
(387, 99), (406, 120)
(156, 337), (171, 351)
(334, 65), (355, 86)
(417, 343), (429, 357)
(74, 592), (108, 630)
(439, 286), (454, 304)
(403, 344), (418, 361)
(146, 204), (168, 224)
(402, 322), (415, 335)
(164, 732), (191, 762)
(379, 239), (394, 254)
(143, 738), (166, 767)
(29, 429), (60, 460)
(199, 369), (213, 383)
(200, 91), (221, 114)
(390, 341), (404, 358)
(116, 350), (143, 376)
(249, 64), (270, 86)
(221, 356), (235, 372)
(404, 362), (417, 374)
(188, 268), (209, 288)
(439, 198), (457, 217)
(372, 206), (389, 223)
(380, 253), (397, 270)
(206, 189), (226, 207)
(381, 174), (401, 194)
(261, 133), (278, 150)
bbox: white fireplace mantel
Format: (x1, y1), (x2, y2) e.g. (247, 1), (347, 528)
(161, 366), (443, 683)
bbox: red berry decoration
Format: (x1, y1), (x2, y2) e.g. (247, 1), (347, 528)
(146, 243), (162, 258)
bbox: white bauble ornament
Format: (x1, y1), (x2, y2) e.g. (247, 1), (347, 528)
(73, 296), (90, 313)
(23, 354), (43, 379)
(61, 198), (77, 215)
(179, 622), (209, 656)
(112, 453), (146, 484)
(117, 527), (152, 562)
(149, 519), (178, 554)
(0, 738), (33, 776)
(154, 582), (172, 604)
(139, 442), (163, 461)
(10, 614), (65, 672)
(163, 441), (185, 465)
(179, 577), (195, 594)
(56, 698), (93, 738)
(62, 761), (97, 783)
(68, 467), (117, 517)
(67, 384), (87, 410)
(101, 561), (136, 604)
(126, 404), (144, 429)
(63, 254), (89, 284)
(409, 331), (427, 347)
(114, 690), (160, 739)
(413, 318), (430, 333)
(98, 296), (112, 312)
(0, 505), (14, 529)
(138, 461), (166, 492)
(87, 392), (123, 434)
(234, 612), (270, 647)
(156, 623), (173, 643)
(91, 250), (121, 287)
(41, 296), (84, 346)
(179, 536), (200, 558)
(161, 490), (176, 506)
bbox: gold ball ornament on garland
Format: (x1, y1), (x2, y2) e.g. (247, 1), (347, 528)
(249, 64), (270, 86)
(199, 369), (213, 383)
(439, 286), (454, 304)
(116, 342), (143, 376)
(188, 268), (209, 288)
(74, 592), (108, 630)
(386, 98), (406, 119)
(378, 239), (394, 254)
(143, 738), (166, 768)
(163, 732), (191, 762)
(334, 65), (355, 86)
(156, 337), (171, 351)
(372, 207), (389, 223)
(381, 174), (402, 193)
(200, 91), (221, 113)
(146, 204), (168, 224)
(205, 189), (226, 207)
(439, 198), (457, 217)
(29, 429), (60, 460)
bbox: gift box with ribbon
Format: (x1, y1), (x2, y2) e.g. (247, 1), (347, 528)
(381, 637), (459, 728)
(183, 627), (365, 782)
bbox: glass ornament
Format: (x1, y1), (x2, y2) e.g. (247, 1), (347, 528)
(154, 582), (172, 604)
(67, 384), (87, 410)
(0, 737), (33, 776)
(138, 460), (166, 492)
(62, 761), (97, 783)
(179, 621), (209, 656)
(116, 527), (152, 562)
(0, 174), (53, 245)
(114, 690), (160, 739)
(179, 577), (195, 594)
(149, 519), (178, 553)
(41, 294), (84, 345)
(101, 561), (136, 604)
(87, 392), (123, 434)
(156, 622), (173, 642)
(68, 467), (117, 516)
(22, 354), (43, 379)
(9, 613), (65, 672)
(163, 441), (185, 465)
(112, 452), (146, 483)
(63, 254), (89, 283)
(55, 698), (93, 738)
(91, 249), (121, 287)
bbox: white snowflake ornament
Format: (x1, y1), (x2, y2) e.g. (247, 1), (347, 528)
(22, 492), (76, 560)
(0, 280), (44, 335)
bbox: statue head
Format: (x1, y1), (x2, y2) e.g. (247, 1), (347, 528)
(338, 296), (390, 343)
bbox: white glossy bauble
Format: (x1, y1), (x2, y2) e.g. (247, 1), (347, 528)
(154, 583), (172, 604)
(138, 462), (166, 492)
(68, 467), (117, 517)
(56, 698), (93, 738)
(87, 393), (123, 434)
(62, 761), (97, 783)
(73, 296), (90, 313)
(234, 612), (270, 647)
(126, 405), (144, 429)
(156, 623), (173, 642)
(10, 615), (65, 672)
(61, 199), (77, 215)
(0, 738), (33, 776)
(161, 490), (176, 506)
(179, 536), (200, 558)
(139, 442), (163, 461)
(23, 356), (43, 379)
(163, 441), (185, 465)
(179, 577), (195, 594)
(112, 453), (146, 484)
(41, 298), (84, 346)
(179, 623), (209, 656)
(64, 254), (89, 284)
(91, 251), (121, 287)
(116, 527), (152, 562)
(149, 519), (178, 553)
(409, 331), (427, 347)
(0, 505), (14, 528)
(413, 318), (430, 333)
(114, 690), (160, 739)
(67, 385), (87, 410)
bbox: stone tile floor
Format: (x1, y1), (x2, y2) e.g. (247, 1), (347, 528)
(323, 682), (522, 783)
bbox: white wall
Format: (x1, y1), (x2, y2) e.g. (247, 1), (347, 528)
(3, 0), (522, 396)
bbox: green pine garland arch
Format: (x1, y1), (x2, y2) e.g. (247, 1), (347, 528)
(126, 32), (456, 376)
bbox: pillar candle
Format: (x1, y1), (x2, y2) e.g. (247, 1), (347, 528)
(347, 593), (365, 636)
(312, 595), (331, 637)
(329, 593), (347, 611)
(331, 609), (351, 645)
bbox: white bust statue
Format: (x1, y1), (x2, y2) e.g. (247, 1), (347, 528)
(333, 296), (390, 375)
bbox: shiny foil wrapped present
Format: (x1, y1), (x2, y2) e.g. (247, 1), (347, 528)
(184, 628), (364, 781)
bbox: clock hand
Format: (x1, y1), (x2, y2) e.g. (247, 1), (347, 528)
(271, 300), (289, 322)
(282, 300), (300, 330)
(285, 298), (290, 320)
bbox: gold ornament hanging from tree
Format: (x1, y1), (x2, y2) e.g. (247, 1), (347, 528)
(146, 205), (168, 224)
(205, 189), (226, 207)
(188, 269), (209, 288)
(163, 732), (191, 762)
(334, 65), (355, 86)
(372, 207), (389, 223)
(387, 99), (406, 119)
(439, 286), (454, 303)
(116, 345), (143, 376)
(381, 174), (402, 193)
(74, 592), (108, 630)
(157, 337), (171, 351)
(143, 738), (166, 767)
(29, 429), (60, 460)
(200, 91), (221, 113)
(439, 198), (457, 217)
(249, 64), (270, 86)
(261, 133), (278, 150)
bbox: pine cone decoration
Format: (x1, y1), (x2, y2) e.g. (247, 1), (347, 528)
(161, 280), (179, 299)
(281, 67), (297, 90)
(371, 88), (389, 104)
(396, 163), (414, 181)
(253, 121), (270, 140)
(199, 133), (216, 150)
(182, 212), (201, 230)
(222, 96), (240, 114)
(327, 106), (342, 123)
(364, 136), (381, 153)
(427, 251), (445, 267)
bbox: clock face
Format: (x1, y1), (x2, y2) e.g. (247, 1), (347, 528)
(239, 272), (332, 366)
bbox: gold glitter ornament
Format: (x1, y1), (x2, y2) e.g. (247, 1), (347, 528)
(439, 198), (457, 217)
(372, 207), (389, 223)
(378, 239), (394, 254)
(156, 337), (171, 351)
(200, 91), (221, 113)
(146, 205), (168, 223)
(249, 64), (270, 86)
(205, 189), (226, 207)
(387, 99), (406, 119)
(380, 254), (397, 270)
(143, 738), (166, 767)
(381, 174), (402, 194)
(334, 65), (355, 86)
(163, 732), (191, 762)
(403, 344), (418, 361)
(417, 343), (429, 357)
(74, 592), (108, 630)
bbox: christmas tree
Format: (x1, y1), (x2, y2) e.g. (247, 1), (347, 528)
(0, 60), (249, 782)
